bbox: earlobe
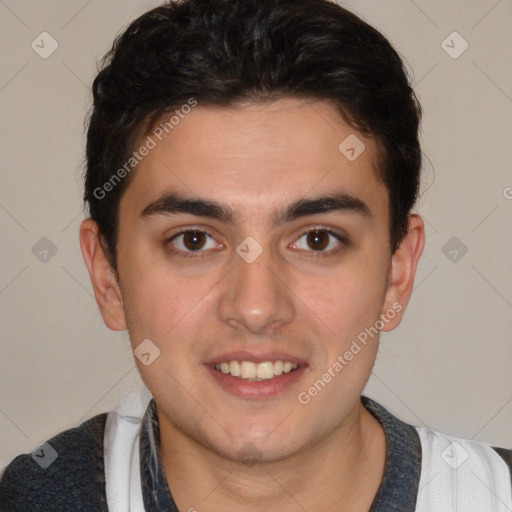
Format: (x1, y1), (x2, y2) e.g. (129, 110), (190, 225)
(79, 219), (127, 331)
(381, 214), (425, 332)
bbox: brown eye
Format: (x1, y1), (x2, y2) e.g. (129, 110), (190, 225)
(182, 231), (207, 251)
(168, 230), (218, 256)
(291, 228), (346, 256)
(306, 230), (329, 251)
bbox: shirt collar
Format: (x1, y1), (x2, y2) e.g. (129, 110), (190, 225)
(363, 396), (422, 511)
(139, 395), (422, 511)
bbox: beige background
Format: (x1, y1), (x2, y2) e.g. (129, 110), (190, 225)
(0, 0), (511, 468)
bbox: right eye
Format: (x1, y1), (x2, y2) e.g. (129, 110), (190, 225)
(166, 229), (222, 258)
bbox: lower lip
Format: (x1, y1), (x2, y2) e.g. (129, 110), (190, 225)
(204, 365), (306, 399)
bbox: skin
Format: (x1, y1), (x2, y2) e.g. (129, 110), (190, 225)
(80, 98), (424, 511)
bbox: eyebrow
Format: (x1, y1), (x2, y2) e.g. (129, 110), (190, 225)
(140, 191), (371, 225)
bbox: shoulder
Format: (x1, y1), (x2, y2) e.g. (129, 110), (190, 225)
(0, 413), (109, 512)
(417, 426), (512, 473)
(493, 445), (512, 476)
(415, 427), (512, 509)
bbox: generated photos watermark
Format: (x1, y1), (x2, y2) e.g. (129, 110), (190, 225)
(298, 302), (403, 405)
(93, 98), (198, 200)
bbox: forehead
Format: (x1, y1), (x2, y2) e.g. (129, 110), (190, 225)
(120, 98), (387, 221)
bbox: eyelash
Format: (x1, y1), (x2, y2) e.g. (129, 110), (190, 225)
(289, 229), (347, 258)
(164, 227), (348, 260)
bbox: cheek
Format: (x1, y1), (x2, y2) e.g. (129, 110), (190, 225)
(119, 267), (209, 394)
(293, 263), (387, 341)
(118, 256), (175, 336)
(119, 257), (223, 347)
(293, 269), (386, 411)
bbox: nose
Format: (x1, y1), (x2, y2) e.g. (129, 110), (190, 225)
(217, 241), (295, 335)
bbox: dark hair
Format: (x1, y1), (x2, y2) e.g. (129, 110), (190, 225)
(85, 0), (422, 271)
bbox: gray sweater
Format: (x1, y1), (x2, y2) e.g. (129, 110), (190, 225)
(1, 396), (511, 511)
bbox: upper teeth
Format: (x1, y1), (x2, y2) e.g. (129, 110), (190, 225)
(213, 361), (298, 380)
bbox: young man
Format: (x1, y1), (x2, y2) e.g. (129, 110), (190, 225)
(1, 0), (511, 510)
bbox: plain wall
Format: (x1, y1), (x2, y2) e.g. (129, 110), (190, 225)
(1, 0), (511, 468)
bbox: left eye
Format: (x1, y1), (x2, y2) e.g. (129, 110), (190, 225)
(170, 230), (219, 252)
(291, 229), (344, 252)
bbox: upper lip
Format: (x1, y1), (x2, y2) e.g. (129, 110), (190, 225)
(205, 350), (307, 366)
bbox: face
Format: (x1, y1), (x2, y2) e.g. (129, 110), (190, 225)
(81, 98), (424, 464)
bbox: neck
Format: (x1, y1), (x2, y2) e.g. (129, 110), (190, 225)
(158, 400), (386, 512)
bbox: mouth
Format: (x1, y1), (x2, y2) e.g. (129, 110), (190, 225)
(204, 353), (307, 399)
(210, 360), (299, 381)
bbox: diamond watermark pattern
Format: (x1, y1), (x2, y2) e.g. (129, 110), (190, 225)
(441, 441), (469, 469)
(442, 237), (468, 263)
(31, 32), (59, 60)
(441, 32), (468, 59)
(237, 442), (263, 466)
(236, 236), (263, 264)
(32, 237), (58, 263)
(31, 442), (58, 469)
(338, 134), (366, 162)
(134, 339), (161, 366)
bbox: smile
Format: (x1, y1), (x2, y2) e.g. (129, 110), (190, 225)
(212, 360), (299, 381)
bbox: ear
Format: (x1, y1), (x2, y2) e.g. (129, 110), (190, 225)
(380, 214), (425, 332)
(79, 219), (127, 331)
